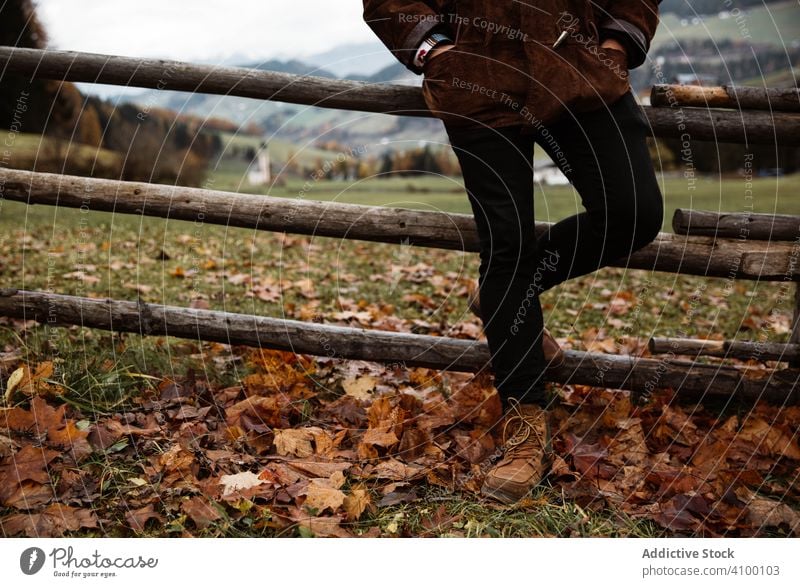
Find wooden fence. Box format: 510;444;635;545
1;46;799;403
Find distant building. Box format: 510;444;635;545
672;73;720;86
248;144;271;185
534;160;569;186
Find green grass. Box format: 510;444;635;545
354;485;666;538
161;484;667;538
205;169;800;232
7;133;122;169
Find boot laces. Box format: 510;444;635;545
502;398;547;457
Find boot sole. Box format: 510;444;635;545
480;452;553;505
480;482;531;505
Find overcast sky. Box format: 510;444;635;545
36;0;378;62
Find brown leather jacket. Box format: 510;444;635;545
363;1;661;128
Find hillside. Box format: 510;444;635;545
652;1;800;50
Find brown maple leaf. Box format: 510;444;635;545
0;444;60;509
1;503;98;537
303;479;346;514
125;503;164;533
273;428;318;458
181;496;222;530
343;486;372;521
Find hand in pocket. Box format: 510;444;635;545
423;43;456;76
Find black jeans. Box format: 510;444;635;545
445;91;663;408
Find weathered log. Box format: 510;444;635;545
3;168;799;281
651;84;800;112
1;47;798;145
0;46;429;116
642;104;799;145
0;288;797;404
648;336;800;362
673;209;800;241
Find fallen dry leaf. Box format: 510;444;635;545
372;458;424;481
286;461;351;478
343;487;371;521
181;496;222;530
4;366;25;403
273;428;317;458
0;433;19;460
738;417;800;460
125;503;163;533
342;375;377;401
1;503;98;537
219;471;265;496
736;487;800;531
362;428;399;448
303;480;346;514
47;420;92;462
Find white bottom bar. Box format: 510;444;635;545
1;538;797;586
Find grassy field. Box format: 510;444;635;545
2;171;797;387
209;169;800;230
2;171;797;354
1;169;798;537
652;1;800;50
7;133;122;170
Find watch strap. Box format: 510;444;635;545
414;32;454;69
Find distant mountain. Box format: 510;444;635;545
305;41;396;78
241;59;337;79
348;61;414;84
101;52;419;132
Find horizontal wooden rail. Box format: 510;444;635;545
0;46;430;116
673;209;800;241
2;168;799;281
648;336;800;363
651;84;800;112
0;288;797;404
1;47;799;145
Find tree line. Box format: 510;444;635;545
0;0;232;186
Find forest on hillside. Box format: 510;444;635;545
0;0;231;186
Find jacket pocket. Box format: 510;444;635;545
570;41;631;111
421;48;514;128
523;37;630;126
421;47;459;113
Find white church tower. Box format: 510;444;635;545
248;143;271;185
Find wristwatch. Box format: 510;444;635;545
414;32;454;69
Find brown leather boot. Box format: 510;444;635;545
481;399;553;504
466;286;566;367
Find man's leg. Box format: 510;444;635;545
530;91;664;293
445;123;553;505
445;124;548;408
